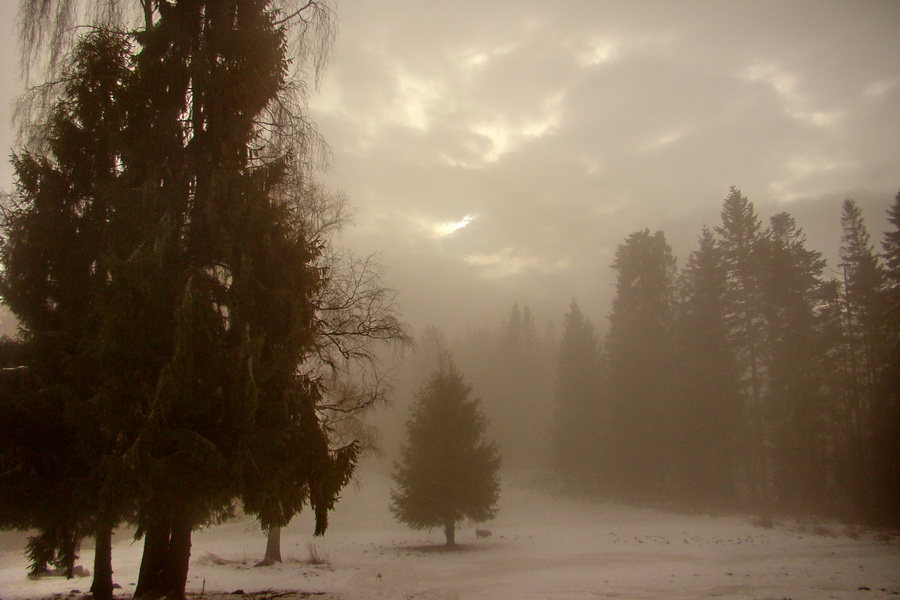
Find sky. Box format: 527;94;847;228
1;0;899;335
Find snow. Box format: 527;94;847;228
2;465;898;599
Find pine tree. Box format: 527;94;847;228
391;358;501;546
871;190;900;523
837;198;885;513
0;30;133;600
605;229;677;498
475;304;552;469
759;212;829;510
715;187;769;504
6;3;355;599
551;300;603;487
672;226;740;505
839;198;886;393
884;191;900;304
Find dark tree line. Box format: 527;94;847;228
0;3;411;600
553;187;900;524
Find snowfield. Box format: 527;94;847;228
2;465;898;600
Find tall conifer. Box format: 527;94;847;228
606;229;676;497
759;212;828;509
673;226;739;505
715;187;768;504
4;3;355;599
552;300;603;487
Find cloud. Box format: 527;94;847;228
576;37;621;67
464;247;570;279
304;0;900;333
741;62;843;128
470;92;564;164
432;215;477;239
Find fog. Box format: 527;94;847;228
300;0;900;516
1;1;899;598
1;2;898;332
304;0;900;336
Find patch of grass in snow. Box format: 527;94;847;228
195;551;249;566
396;543;476;555
749;514;775;529
305;542;330;565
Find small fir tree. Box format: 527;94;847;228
391;358;501;546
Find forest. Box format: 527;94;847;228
394;188;900;525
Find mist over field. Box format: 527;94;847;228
0;1;899;599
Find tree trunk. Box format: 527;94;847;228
134;507;193;600
60;530;79;579
165;509;192;600
257;525;282;566
90;524;114;600
443;521;456;547
134;519;170;600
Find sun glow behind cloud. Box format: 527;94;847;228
432;214;476;238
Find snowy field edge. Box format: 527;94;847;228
2;468;898;600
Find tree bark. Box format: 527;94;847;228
134;519;170;600
90;524;114;600
165;509;192;600
257;525;282;566
443;521;456;547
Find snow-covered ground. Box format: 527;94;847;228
2;465;898;599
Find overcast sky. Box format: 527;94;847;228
2;1;899;335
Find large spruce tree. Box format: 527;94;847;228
871;191;900;523
605;229;677;498
391;358;501;547
672;226;740;505
3;3;357;599
0;30;133;600
715;187;769;504
836;198;885;513
759;212;829;510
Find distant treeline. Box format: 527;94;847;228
416;187;900;525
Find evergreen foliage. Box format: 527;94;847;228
391;358;501;546
672;226;740;505
1;2;362;598
582;188;898;521
0;30;133;598
551;300;603;487
834;198;886;515
715;187;770;503
872;190;900;523
759;213;829;509
605;229;676;497
489;304;551;467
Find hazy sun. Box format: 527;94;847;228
433;214;476;238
